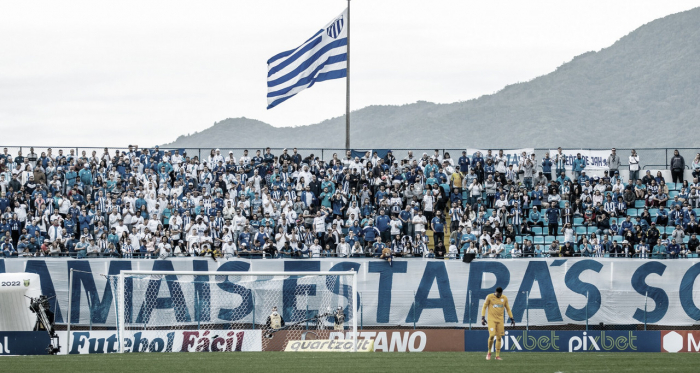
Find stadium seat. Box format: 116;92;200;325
559;200;566;208
533;236;544;245
532;227;543;235
613;235;623;243
669;191;679;198
544;236;556;244
665;226;675;234
575;226;587;235
667;182;677;191
635;200;645;208
588;226;598;234
542;227;549;235
649;208;659;216
515;236;523;244
574;217;584;225
628;208;638;217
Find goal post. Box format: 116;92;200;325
111;270;358;353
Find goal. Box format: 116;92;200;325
109;270;357;353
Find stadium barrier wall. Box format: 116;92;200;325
0;332;51;355
2;258;700;330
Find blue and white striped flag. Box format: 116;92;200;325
267;8;348;109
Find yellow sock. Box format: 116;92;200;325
487;336;494;353
496;337;502;357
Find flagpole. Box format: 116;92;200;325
345;0;351;150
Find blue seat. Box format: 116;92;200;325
635;200;645;208
665;226;675;234
684;236;690;244
574;217;584;225
544;236;556;244
515;236;523;244
613;235;623;243
532;227;543;235
667;182;678;191
559;200;566;208
669;191;679;198
649;208;659;216
533;236;544;244
575;226;587;235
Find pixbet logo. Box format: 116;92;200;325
568;331;637;352
501;331;560;351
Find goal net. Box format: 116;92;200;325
108;271;357;353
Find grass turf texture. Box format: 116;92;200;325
4;352;698;373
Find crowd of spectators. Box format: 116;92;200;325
0;145;699;260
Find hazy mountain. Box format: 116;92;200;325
165;7;700;150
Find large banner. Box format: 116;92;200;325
57;330;261;354
2;258;700;329
467;148;534;167
464;330;660;353
550;149;612;171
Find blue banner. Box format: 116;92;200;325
0;332;51;355
464;330;661;352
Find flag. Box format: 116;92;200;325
267;8;348;109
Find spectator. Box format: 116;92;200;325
670;149;685;183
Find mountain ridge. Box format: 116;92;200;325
165;7;700;149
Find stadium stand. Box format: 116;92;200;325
0;146;699;260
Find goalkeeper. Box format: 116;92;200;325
481;287;514;361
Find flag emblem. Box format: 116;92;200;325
267;8;348;109
326;15;344;39
24;279;30;287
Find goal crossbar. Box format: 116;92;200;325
115;270;358;353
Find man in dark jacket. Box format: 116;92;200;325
670;149;686;184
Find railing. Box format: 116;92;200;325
0;145;697;171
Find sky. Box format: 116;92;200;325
1;0;699;148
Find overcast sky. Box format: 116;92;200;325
1;0;698;148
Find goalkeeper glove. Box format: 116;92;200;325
481;316;486;326
510;319;516;327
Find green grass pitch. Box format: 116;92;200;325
4;352;698;373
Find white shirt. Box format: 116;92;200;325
412;215;427;232
337;242;350;257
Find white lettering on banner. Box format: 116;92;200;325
4;258;700;328
689;334;700;352
550;149;611;170
0;336;10;354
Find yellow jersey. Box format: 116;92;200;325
481;293;513;322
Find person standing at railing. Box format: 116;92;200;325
629;150;640;183
670;149;685;184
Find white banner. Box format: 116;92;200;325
2;258;700;329
550;149;612;171
467;148;534;168
57;330;262;354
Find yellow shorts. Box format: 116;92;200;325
488;320;504;337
